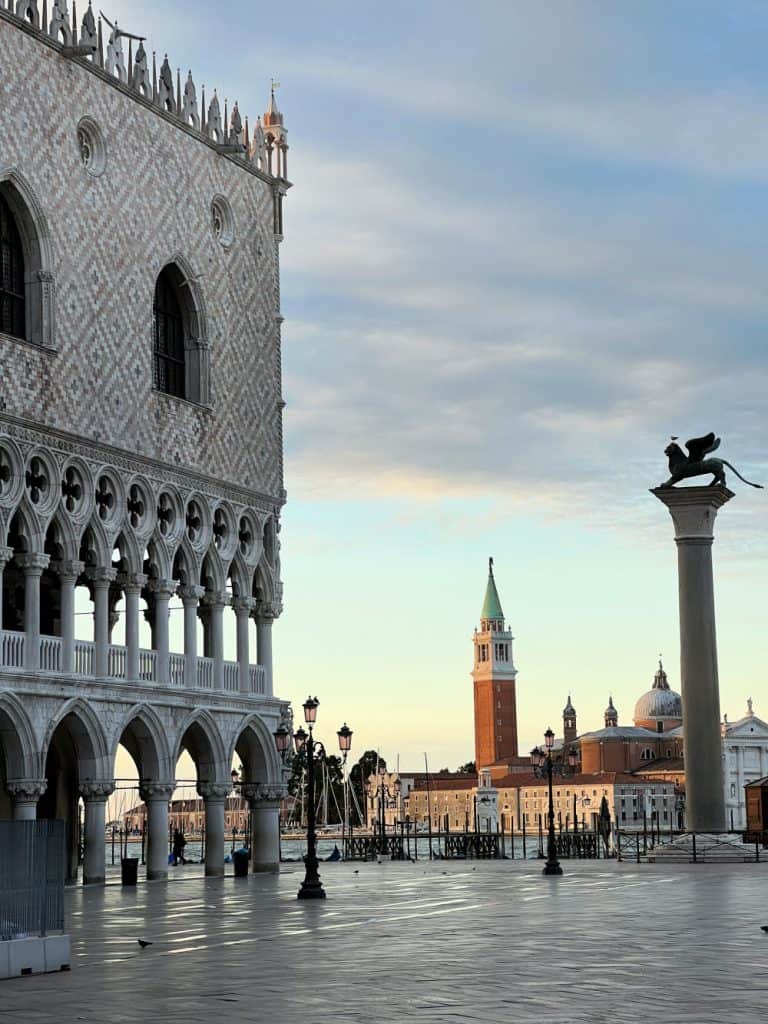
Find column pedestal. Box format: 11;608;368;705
198;783;230;877
80;782;115;885
6;780;47;821
140;783;175;881
652;485;732;833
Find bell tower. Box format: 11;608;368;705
472;559;519;770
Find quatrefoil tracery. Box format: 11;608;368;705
186;501;202;542
25;458;48;505
157;494;175;536
61;467;83;513
95;477;115;521
238;518;252;556
213;508;228;550
128;485;146;529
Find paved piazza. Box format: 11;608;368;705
3;860;768;1022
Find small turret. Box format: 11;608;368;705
263;81;288;178
563;695;577;746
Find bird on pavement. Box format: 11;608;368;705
137;939;153;949
761;926;768;933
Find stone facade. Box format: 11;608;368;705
0;5;292;885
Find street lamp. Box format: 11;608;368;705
274;697;352;901
531;730;577;877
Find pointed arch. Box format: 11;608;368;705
201;548;226;593
42;697;110;779
144;536;172;581
7;501;44;555
0;692;38;779
0;166;56;348
173;709;227;784
171;534;198;587
227;550;252;600
115;704;173;782
112;530;143;576
252;560;274;605
231;713;282;786
44;507;79;563
80;518;110;570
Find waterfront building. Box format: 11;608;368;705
722;700;768;830
0;4;291;884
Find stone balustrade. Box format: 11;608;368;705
0;629;266;695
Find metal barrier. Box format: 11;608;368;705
0;821;65;940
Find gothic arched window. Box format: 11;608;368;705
0;193;26;340
153;267;186;399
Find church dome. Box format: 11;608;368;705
634;660;682;725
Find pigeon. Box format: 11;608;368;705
353;870;359;874
137;939;153;949
761;926;768;933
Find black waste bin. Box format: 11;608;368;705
233;850;249;878
121;857;139;886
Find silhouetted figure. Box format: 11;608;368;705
172;829;187;866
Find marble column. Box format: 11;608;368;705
54;560;84;674
653;485;732;832
201;592;227;691
149;579;176;687
0;545;13;631
179;585;204;689
243;784;285;873
198;782;229;877
140;782;175;881
88;568;116;678
233;598;255;694
7;779;47;821
119;572;147;682
80;782;115;885
16;552;50;670
255;608;275;696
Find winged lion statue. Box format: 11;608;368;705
660;433;763;490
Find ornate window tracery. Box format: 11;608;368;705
0;194;25;340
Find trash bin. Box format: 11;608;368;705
233;850;249;878
121;857;139;886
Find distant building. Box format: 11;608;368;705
722;700;768;830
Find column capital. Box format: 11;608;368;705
0;546;15;569
87;566;117;587
118;571;148;593
178;584;206;604
6;778;47;800
79;781;115;801
651;485;734;541
50;559;85;582
201;590;230;610
148;578;178;601
139;781;176;802
15;552;50;575
253;602;281;623
232;596;256;616
197;782;231;801
242;782;287;806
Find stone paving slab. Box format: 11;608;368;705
2;859;768;1023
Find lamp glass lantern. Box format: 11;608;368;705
274;725;292;755
337;723;353;754
294;726;308;754
303;696;319;725
544;728;555;751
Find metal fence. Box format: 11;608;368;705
0;821;65;940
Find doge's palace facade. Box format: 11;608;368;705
0;3;292;884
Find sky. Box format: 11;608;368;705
106;0;768;773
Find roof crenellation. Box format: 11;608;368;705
0;2;288;183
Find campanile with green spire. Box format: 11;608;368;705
472;558;519;771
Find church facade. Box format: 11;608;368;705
0;4;291;884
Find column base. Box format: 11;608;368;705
205;865;225;878
298;879;326;900
542;863;563;876
83;874;105;886
252;861;279;874
147;869;168;882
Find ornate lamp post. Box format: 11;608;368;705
274;697;352;901
531;728;577;877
